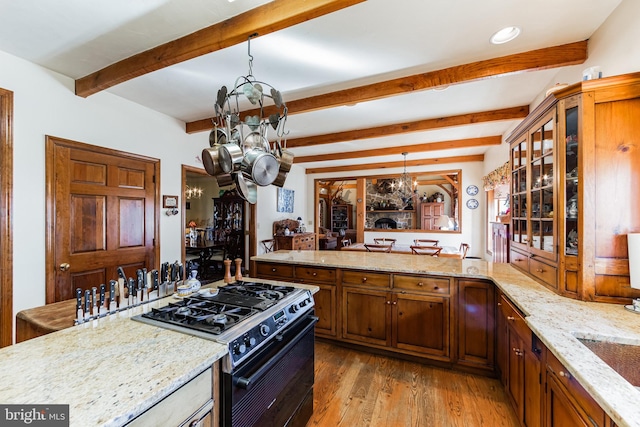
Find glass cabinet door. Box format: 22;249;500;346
529;116;556;259
511;139;528;248
564;106;579;255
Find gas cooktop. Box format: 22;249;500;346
132;280;315;371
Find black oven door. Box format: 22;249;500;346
221;311;317;427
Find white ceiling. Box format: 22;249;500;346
0;0;623;172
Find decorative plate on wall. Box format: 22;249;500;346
466;185;479;196
466;199;479;209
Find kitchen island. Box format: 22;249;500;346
252;250;640;427
1;279;320;427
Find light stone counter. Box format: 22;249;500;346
0;296;227;426
253;250;640;427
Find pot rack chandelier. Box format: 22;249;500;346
392;152;416;203
201;33;293;204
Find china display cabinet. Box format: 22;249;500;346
213;190;245;262
331;204;352;233
509;71;640;303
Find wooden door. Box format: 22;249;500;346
0;88;13;347
46;136;159;303
393;292;450;359
341;286;390;346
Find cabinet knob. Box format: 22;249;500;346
559;371;572;379
392;301;397;305
536;268;544;273
312;272;317;276
497;302;502;306
362;277;367;282
417;282;424;287
507;316;515;321
272;268;276;272
386;301;391;305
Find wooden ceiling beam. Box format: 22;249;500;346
186;40;586;133
75;0;366;97
288;106;526;148
305;154;484;174
295;135;501;163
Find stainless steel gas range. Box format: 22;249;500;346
133;281;317;427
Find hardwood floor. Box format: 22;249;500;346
308;341;519;427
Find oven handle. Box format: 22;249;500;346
234;314;318;390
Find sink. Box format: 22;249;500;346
577;338;640;387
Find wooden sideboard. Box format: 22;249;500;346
275;232;316;251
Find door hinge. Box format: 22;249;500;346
152;238;155;246
152;175;155;184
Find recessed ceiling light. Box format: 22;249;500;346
490;26;521;45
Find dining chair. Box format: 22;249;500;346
341;238;352;247
261;238;276;253
410;245;442;256
364;243;392;253
373;238;396;245
413;239;439;246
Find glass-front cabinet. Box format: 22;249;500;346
562;103;579;256
510;110;556;262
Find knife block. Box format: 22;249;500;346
223;259;233;283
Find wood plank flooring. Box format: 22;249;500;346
307;341;519;427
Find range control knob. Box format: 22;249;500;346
259;324;270;336
299;299;308;308
233;343;247;355
244;336;257;347
289;303;299;314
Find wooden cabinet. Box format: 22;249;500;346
127;365;216;427
294;266;337;338
420;202;444;230
492;222;510;263
331;203;352;232
546;349;607;427
341;271;452;361
498;293;543;427
213;190;245;263
508;104;558;291
510;72;640;302
457;279;495;372
274;232;316;251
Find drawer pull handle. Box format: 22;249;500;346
497;302;502;306
271;268;277;272
417;282;424;287
312;272;317;276
536;268;544;273
362;277;367;282
559;371;572;379
386;301;391;305
507;316;515;321
392;301;397;305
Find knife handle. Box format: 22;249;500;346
117;266;127;281
76;288;83;310
152;270;159;290
142;268;148;287
161;262;168;283
129;278;137;297
91;287;98;306
99;284;106;305
109;280;116;300
84;290;91;313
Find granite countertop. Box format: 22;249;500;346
0;294;227;426
252;250;640;427
0;278;319;426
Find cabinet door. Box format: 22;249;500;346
457;280;495;371
342;287;390;346
393;293;450;360
546;373;591;427
496;297;508;386
313;284;337;337
523;345;542;427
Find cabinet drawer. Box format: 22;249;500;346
510;249;529;273
342;270;390;288
127;368;212;426
498;294;530;343
295;266;336;283
394;275;450;295
530;257;557;288
546;350;607;427
255;262;294;279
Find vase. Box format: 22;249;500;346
186;269;201;293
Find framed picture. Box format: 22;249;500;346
277;188;294;213
162;195;178;208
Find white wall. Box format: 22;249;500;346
0;50;210;325
255;165;308;254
